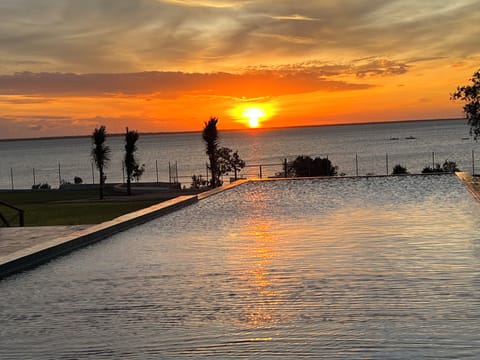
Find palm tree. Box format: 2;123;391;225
202;117;220;188
91;125;111;200
124;127;139;196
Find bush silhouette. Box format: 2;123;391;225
422;160;460;174
289;156;337;177
392;164;408;175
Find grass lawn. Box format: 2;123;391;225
0;189;171;226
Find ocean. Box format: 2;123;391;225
0;119;477;189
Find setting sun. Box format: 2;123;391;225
230;103;276;129
244;107;264;128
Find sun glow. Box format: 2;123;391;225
244;107;264;128
230;103;276;129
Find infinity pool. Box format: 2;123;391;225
2;175;480;358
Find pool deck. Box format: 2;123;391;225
0;180;247;280
0;225;90;256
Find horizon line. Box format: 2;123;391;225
0;117;465;142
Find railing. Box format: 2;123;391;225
243;159;288;179
0;201;24;227
2;150;478;189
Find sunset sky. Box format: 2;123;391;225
0;0;479;139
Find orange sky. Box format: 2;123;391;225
0;1;479;139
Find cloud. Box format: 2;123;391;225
158;0;247;8
0;96;53;104
0;56;412;98
0;0;478;74
247;58;409;78
0;115;80;138
0;65;378;98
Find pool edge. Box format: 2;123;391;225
456;172;480;202
0;180;251;280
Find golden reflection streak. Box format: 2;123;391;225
228;216;282;328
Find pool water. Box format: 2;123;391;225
1;175;480;358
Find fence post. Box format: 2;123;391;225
10;168;14;190
33;168;36;186
155;160;159;183
284;158;288;177
473;150;475;175
58;163;62;187
432;151;435;169
122;161;125;184
355;154;359;176
259;165;263;178
386;153;389;175
91;161;95;184
175;161;179;183
168;161;171;185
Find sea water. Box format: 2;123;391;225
0;119;477;189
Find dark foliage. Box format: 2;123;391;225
451;69;480;140
217;147;246;181
191;174;208;189
421;164;443;174
202;117;220;188
32;183;51;190
442;160;460;173
124;128;142;195
422;160;460;174
91;125;111;199
392;164;408;175
289;156;337;177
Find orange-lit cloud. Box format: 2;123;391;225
0;0;479;138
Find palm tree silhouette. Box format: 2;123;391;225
202;117;220;188
91;125;111;200
124;127;139;196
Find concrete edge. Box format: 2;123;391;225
455;172;480;202
0;195;198;279
0;179;250;280
196;179;249;200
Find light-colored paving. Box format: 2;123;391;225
0;225;90;257
0;180;249;279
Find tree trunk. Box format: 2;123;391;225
127;176;131;196
99;168;104;200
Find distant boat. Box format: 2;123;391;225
405;136;416;140
462;137;470;140
389;137;399;140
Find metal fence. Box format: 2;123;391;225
1;150;478;190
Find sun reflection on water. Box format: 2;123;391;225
228;218;285;328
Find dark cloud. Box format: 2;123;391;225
0;67;374;98
0;96;52;104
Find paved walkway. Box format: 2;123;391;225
0;225;90;258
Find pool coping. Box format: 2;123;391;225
0;180;248;279
455;172;480;202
